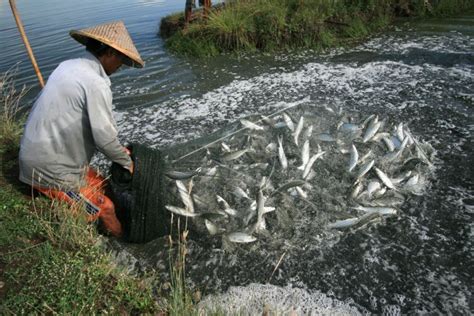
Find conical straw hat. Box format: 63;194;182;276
70;21;144;68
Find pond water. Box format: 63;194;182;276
1;1;473;314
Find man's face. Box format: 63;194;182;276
100;49;125;76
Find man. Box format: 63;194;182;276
19;21;144;237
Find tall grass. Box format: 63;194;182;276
0;69;27;144
162;0;474;57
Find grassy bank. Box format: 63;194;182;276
0;73;203;314
161;0;474;57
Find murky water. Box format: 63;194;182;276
1;2;472;314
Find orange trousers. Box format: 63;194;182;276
36;168;122;237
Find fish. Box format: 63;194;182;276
396;123;404;141
328;217;359;229
297;140;310;170
356;159;375;179
348;144;359;172
367;181;381;197
295;186;308;199
165;168;201;180
205;219;221;235
350;181;363;199
271;180;307;197
216;195;237;216
165;205;200;217
405;174;419;187
316;133;336;142
363;121;381;143
260;115;275;126
277;136;288;170
222;149;249;162
382;137;395;152
353;205;398;216
233;187;251;200
374;167;396;190
273;121;287;129
282;113;295;132
240;119;264;131
373;187;387;198
390;171;412;184
302;152;325;179
265;142;277;152
339;123;360;133
227;232;257;243
221;142;231;152
361;114;376;129
293;116;304;146
254;190;266;232
305;125;314;139
176;180;194;212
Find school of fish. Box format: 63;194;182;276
163;106;435;245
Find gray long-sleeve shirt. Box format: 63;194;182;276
19;52;132;190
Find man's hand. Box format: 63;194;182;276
123;146;133;174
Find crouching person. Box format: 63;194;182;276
18;21;144;237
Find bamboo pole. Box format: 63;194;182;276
9;0;45;88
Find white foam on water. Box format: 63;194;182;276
198;283;364;315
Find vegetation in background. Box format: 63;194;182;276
161;0;474;57
0;73;206;314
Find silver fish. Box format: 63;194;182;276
221;142;231;152
351;181;363;199
367;181;381;197
374;167;396;190
165;169;200;180
405;174;420;187
240;119;264;131
265;142;277;152
293;116;304;146
222;149;249;162
277;136;288;170
353;205;398;216
272;180;307;197
396;123;404;141
372;132;390;142
297;140;310;170
254;190;266;232
348;144;359;172
176;180;194;212
357;160;375;179
165;205;200;217
316;133;335;142
382;137;395;152
216;195;237;216
233;187;251;200
363;121;381;143
227;232;257;243
283;113;295;132
305;125;314;139
361;114;376;129
390;171;412;184
303;152;325;179
295;186;308;199
328;217;359;229
205;219;221;235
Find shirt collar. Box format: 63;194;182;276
83;51;111;86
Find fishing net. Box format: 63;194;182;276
108;104;435;246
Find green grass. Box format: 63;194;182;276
161;0;474;57
0;73;208;314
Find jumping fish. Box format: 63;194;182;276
374;167;396;190
227;232;257;243
293;116;304;146
240;119;264;131
348;144;359;172
277;136;288;170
